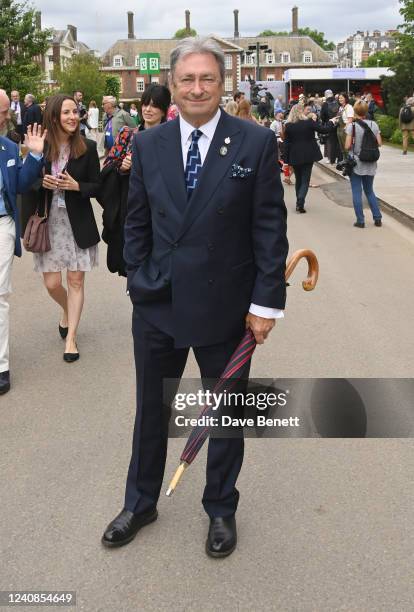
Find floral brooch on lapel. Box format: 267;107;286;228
230;163;253;179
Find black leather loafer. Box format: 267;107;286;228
354;222;365;228
0;371;10;395
59;325;68;339
102;508;158;548
206;515;237;558
374;219;382;227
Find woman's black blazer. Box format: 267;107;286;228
284;119;334;166
21;138;101;249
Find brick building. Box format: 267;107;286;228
337;29;398;68
101;8;336;101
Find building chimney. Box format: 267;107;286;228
127;11;135;39
292;6;299;35
35;11;42;30
233;9;240;38
185;10;191;34
67;25;77;42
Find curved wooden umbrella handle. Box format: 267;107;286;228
285;249;319;291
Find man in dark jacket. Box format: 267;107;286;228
102;37;288;558
22;94;42;134
320;89;340;164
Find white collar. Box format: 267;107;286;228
179;108;221;146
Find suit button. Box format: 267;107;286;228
208;279;214;285
207;242;214;251
172;242;178;249
217;207;224;214
158;209;166;217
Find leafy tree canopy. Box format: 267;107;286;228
0;0;50;95
361;50;396;67
105;75;121;99
257;27;335;50
174;28;197;39
55;53;106;105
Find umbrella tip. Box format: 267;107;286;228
166;487;174;497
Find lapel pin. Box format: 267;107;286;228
224;137;231;145
220;146;228;156
1;145;5;151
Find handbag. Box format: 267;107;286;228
23;190;51;253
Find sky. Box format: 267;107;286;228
35;0;402;53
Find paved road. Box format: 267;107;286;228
1;166;413;611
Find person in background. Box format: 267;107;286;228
129;103;140;126
345;100;382;228
0;89;45;395
10;90;25;142
284;103;335;212
101;95;136;155
335;92;354;158
399;95;414;155
87;100;99;140
273;95;285;114
73;91;88;136
22;94;42;134
236;100;260;124
224;100;238;116
23;94;101;362
365;93;377;121
233;91;245;106
320;89;340;164
99;84;171;277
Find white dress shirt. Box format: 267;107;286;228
179;110;284;321
11;101;22;126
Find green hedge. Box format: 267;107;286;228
375;114;399;139
390;128;414;145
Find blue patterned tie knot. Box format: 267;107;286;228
185;129;203;197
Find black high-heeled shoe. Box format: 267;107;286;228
59;324;68;339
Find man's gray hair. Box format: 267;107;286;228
170;37;225;83
102;95;117;106
25;94;35;103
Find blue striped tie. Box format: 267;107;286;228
185;129;203;198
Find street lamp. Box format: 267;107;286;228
248;42;269;81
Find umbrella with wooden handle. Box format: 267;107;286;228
166;248;319;496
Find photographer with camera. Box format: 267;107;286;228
344;100;382;228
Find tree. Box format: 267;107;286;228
361;50;396;67
105;75;121;99
0;0;50;95
257;27;335;51
174;27;197;39
382;0;414;116
54;53;106;105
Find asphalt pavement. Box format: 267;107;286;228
1;165;414;611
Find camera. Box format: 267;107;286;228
336;158;357;177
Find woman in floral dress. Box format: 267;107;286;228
26;94;101;362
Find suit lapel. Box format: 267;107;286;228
156;118;187;214
176;111;243;240
0;140;11;193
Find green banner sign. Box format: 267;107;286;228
139;53;160;74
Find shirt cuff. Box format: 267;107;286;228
249;303;284;319
29;152;43;161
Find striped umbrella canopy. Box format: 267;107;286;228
166;249;319;496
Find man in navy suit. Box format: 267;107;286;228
102;38;289;557
0;90;46;395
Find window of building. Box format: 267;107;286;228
244;53;255;65
281;52;290;63
266;74;275;81
136;78;145;93
265;52;275;64
381;41;389;49
303;51;312;63
135;55;140;67
225;55;233;69
150;77;159;84
48;56;54;62
369;41;377;50
113;55;123;67
224;75;233;91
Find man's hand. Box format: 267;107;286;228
245;313;275;345
24;123;47;155
120;153;132;173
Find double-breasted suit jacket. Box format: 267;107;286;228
124;110;289;348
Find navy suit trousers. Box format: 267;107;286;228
124;308;250;518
